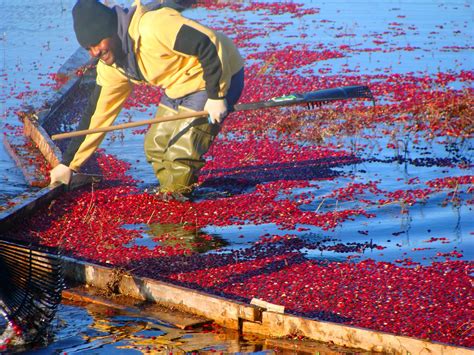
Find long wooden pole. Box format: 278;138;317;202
51;110;208;140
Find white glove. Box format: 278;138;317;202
50;164;73;186
204;98;228;124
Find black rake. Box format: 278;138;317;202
0;239;64;343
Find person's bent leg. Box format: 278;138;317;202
144;104;178;185
159;108;218;194
146;68;245;194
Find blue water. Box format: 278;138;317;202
0;0;79;202
117;1;473;266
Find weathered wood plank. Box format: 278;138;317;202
62;257;261;330
62;257;473;354
62;288;212;330
0;184;65;232
250;298;284;314
243;312;473;355
23;117;62;167
3;134;49;187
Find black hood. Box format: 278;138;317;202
114;5;144;81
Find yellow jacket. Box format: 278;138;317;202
64;1;244;171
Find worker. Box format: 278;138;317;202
50;0;245;200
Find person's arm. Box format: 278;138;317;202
50;63;132;184
172;24;229;123
173;24;224;101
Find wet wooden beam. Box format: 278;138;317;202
61;257;473;354
63;288;212;330
250;298;284;314
0;184;65;232
242;311;472;355
3;134;49;187
63;289;129;310
23;117;62;168
62;257;261;330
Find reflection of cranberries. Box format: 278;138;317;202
11;321;22;337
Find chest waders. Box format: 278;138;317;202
144;68;245;194
144;104;219;194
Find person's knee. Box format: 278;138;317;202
144;104;179;161
144;126;164;162
164;123;216;163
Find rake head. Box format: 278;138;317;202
0;240;64;344
340;85;375;100
305;85;375;109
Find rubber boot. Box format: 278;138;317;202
144;105;219;194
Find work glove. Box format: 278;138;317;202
50;164;73;186
204;98;228;124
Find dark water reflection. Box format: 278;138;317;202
20;302;259;354
122;223;229;253
12;300;353;354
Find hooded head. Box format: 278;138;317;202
72;0;117;48
162;0;197;11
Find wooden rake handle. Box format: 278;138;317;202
51;110;208;140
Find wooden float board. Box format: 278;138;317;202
242;311;473;355
0;184;65;233
3;133;50;187
23;117;62;168
63;287;212;330
60;256;473;354
62;256;261;330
